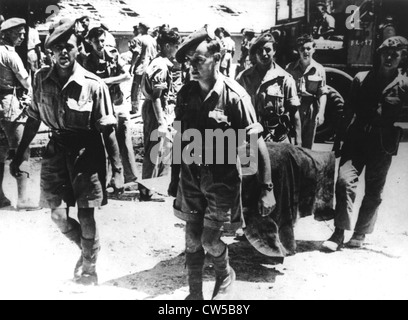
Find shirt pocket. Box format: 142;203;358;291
305;75;323;95
261;88;285;128
64;97;93;130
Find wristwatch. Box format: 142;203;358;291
260;183;274;192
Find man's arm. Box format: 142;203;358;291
291;110;302;146
103;65;131;86
151;88;168;136
9;117;41;177
102;126;124;191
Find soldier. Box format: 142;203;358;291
138;29;181;201
215;27;235;77
10;19;124;285
322;36;408;252
286;34;328;149
0;18;39;210
170;26;275;300
84;27;138;187
313;1;336;39
130;22;158;115
237;32;302;145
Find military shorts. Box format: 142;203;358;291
40;134;108;209
0;120;30;164
173;163;242;231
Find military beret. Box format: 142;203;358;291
249;32;275;56
316;1;327;8
377;36;408;52
138;22;150;30
175;25;216;63
45;19;76;50
0;18;26;32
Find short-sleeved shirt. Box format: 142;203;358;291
237;63;300;118
84;48;126;105
28;62;116;133
141;56;175;107
174;75;259;230
133;34;157;75
237;63;300;141
286;59;328;106
177;74;257;135
0;41;29;91
27;27;41;51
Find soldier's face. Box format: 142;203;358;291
256;42;275;66
52;34;79;70
380;49;402;71
298;42;316;62
90;34;106;53
186;41;218;83
8;26;26;47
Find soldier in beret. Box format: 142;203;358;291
0;18;40;210
170;26;275;300
286;34;329;149
10;19;124;286
130;22;157;115
237;32;302;145
322;36;408;252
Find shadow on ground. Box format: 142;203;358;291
295;240;325;254
103;239;285;299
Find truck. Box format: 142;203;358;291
270;0;408;142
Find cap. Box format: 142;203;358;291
45;19;76;50
377;36;408;52
249;32;275;56
316;1;327;8
244;28;255;35
0;18;26;32
138;22;150;30
175;25;216;63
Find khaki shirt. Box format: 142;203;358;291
28;62;116;133
141;56;174;106
286;59;328;106
237;63;300;119
0;41;29;91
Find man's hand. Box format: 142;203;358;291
316;112;325;127
246;122;264;136
158;124;168;138
9;160;23;178
258;189;276;217
110;170;125;194
167;179;178;197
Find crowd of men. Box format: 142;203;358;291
0;8;408;300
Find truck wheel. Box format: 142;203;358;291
315;85;345;143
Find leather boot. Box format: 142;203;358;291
75;238;100;286
211;247;236;300
185;249;205;300
62;218;82;280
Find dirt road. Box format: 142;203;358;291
1;143;408;300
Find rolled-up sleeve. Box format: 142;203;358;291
284;75;301;112
317;65;329;97
93;80;117;132
10;52;29;81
